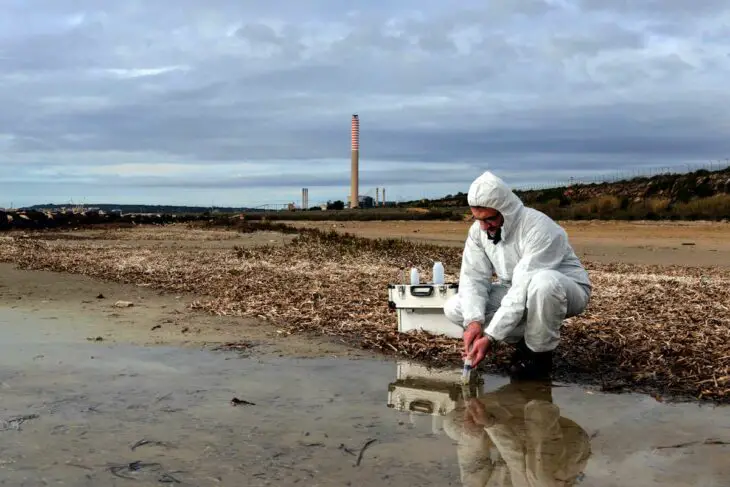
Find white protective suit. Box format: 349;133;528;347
444;172;591;352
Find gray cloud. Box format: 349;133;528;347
577;0;730;16
1;0;729;207
548;24;646;58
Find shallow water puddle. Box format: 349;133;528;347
1;308;729;486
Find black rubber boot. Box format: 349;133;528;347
508;339;553;381
510;338;529;361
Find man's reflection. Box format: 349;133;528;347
442;379;591;487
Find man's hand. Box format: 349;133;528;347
468;335;492;368
463;321;483;359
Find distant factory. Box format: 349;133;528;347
295;114;390;211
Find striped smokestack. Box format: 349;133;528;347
350;114;359;208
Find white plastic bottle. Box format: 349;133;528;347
410;267;420;285
432;261;445;284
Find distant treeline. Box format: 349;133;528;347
240;197;730;221
0;209;208;231
23;203;254;214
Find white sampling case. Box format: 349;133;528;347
387;282;463;338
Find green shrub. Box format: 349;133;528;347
646;197;671;214
671;194;730;220
596;195;621;217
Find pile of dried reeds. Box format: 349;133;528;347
1;225;728;402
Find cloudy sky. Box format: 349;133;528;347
2;0;730;208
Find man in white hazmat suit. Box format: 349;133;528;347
444;171;591;380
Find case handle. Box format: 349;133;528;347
410;285;434;297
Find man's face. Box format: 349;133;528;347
471;207;503;235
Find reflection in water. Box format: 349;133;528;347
388;361;591;487
4;306;729;486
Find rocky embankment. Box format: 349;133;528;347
522;168;730;205
423;167;730;209
0;210;208;231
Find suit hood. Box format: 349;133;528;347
467;171;524;240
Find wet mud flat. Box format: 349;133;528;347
3;309;730;486
1;308;456;486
